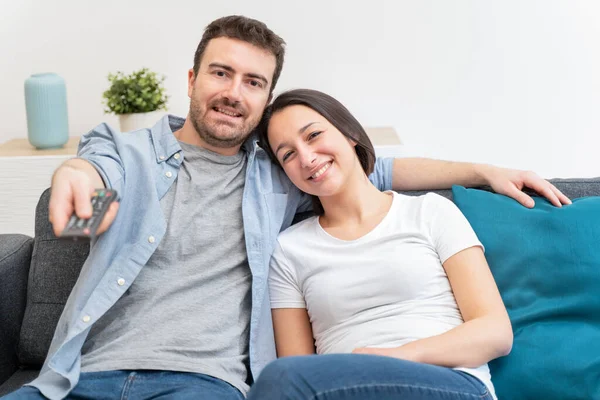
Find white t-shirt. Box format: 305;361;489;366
269;192;495;397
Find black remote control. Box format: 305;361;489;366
60;188;118;240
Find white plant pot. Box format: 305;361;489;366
118;111;162;132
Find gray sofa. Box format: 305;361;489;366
1;179;599;397
0;189;90;396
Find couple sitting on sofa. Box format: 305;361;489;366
5;15;574;400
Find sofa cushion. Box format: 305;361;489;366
0;369;40;397
16;189;89;367
452;185;600;400
0;235;33;384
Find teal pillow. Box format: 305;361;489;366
452;185;600;400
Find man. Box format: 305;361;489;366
4;15;569;400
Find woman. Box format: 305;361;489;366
247;89;512;400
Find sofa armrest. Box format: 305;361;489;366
0;234;33;385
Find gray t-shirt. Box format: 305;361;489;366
81;141;252;395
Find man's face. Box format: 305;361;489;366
187;37;276;149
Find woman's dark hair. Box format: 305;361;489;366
258;88;376;215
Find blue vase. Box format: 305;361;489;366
24;73;69;149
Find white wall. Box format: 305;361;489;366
1;0;598;178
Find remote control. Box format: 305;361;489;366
60;188;118;240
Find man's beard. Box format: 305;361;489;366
189;95;259;149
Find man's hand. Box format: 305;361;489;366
391;158;572;207
478;165;571;208
49;159;119;237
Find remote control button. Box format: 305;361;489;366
61;189;118;240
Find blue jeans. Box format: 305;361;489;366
2;370;244;400
247;354;494;400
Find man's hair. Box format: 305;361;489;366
193;15;286;95
258;89;376;215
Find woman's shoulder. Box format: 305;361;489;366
392;191;454;210
277;215;320;243
390;192;459;226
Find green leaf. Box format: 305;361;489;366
102;67;169;114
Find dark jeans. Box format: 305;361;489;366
247;354;494;400
2;370;244;400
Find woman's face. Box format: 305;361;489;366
267;105;360;197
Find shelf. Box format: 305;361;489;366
0;137;80;157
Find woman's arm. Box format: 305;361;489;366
354;246;512;368
272;308;316;357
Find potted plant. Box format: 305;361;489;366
102;67;169;132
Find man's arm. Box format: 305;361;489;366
392;158;571;208
49;123;126;237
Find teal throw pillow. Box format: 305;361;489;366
452;185;600;400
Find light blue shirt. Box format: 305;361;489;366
28;115;393;399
